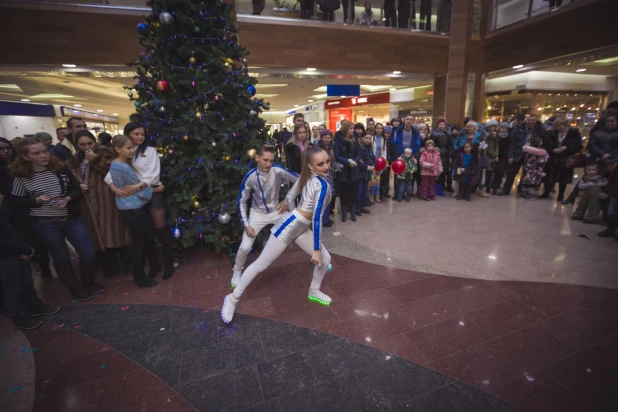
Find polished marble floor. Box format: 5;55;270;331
1;188;618;411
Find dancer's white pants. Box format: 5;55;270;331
233;209;283;273
232;213;331;299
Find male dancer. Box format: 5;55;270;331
233;144;298;287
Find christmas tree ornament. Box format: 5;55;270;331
249;109;257;116
212;142;217;147
194;26;201;34
223;154;231;161
246;148;257;159
128;92;133;98
217;212;231;224
159;12;173;25
156;147;165;157
172;226;183;239
137;23;149;36
247;85;256;96
156;80;169;92
183;135;189;141
191;81;196;87
199;233;204;240
195;111;202;118
167;148;175;155
159;106;166;112
327;264;333;272
135;102;141;107
193;200;201;207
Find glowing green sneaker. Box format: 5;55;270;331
308;289;332;306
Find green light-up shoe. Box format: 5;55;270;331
308;289;332;306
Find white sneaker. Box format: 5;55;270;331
308;289;332;305
231;270;242;288
221;294;239;324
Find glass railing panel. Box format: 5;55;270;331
492;0;585;30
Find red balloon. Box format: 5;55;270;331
375;157;386;171
391;159;406;174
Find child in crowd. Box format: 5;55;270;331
493;122;510;195
419;140;443;200
369;169;381;203
520;136;549;200
357;131;376;214
360;1;375;25
396;148;417;202
110;135;162;288
453;142;478;201
572;163;607;223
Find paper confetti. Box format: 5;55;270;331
124;292;128;296
72;300;78;303
11;385;23;393
160;328;166;331
100;365;105;369
84;334;89;337
332;232;341;236
43;380;50;384
74;325;82;329
59;324;64;327
203;310;210;313
121;305;130;311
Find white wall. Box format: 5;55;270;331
487;71;614;94
0;116;58;142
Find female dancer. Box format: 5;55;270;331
10;138;102;301
222;146;333;323
106;122;174;279
67;130;131;278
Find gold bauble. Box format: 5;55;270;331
246;148;257;159
183;135;189;141
223;154;231;161
195;111;202;118
189;57;197;65
193;200;201;207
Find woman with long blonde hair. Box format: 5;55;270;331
222;146;333;323
285;123;309;174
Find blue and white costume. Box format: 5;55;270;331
222;172;333;323
233;164;298;283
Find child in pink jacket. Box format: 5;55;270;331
419;140;444;200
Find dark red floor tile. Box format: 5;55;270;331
478;323;575;376
236;296;275;318
369;334;429;365
268;302;340;329
379;268;435;287
539;306;618;352
391;291;466;330
42;334;108;363
494;370;593;412
498;280;554;296
385;276;451;304
119;394;197;412
466;298;546;337
327;309;411;345
331;288;403;322
344;260;388;274
516;284;616;318
268;285;338;316
33;369;184;412
179;289;227;309
405;317;492;362
542;351;618;409
328;273;391;299
580;334;618;371
245;275;306;300
298;265;365;287
38;346;141;393
428;346;521;392
444;282;520;312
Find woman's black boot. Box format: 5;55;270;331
155;228;175;280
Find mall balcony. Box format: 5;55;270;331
1;0;616;124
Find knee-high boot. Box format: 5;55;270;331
340;205;347;222
54;262;92;301
350;205;357;222
155;228;175;280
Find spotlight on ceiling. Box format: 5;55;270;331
306;68;317;72
62;64;77;68
576;68;587;72
74;104;82;107
512;65;524;69
21;98;30;102
392;71;401;75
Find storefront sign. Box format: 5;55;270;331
426;90;434;96
304;105;315;112
325;92;390;109
398;109;430;118
60;106;118;123
328;109;352;131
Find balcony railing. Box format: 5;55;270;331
491;0;584;30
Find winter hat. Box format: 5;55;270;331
436;117;447;126
425;139;435;147
485;119;498;128
320;129;333;138
417;123;427;130
499;122;510;130
34;132;53;142
384;125;393;134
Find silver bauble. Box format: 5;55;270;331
159;12;174;25
217;212;231;224
249;109;257;116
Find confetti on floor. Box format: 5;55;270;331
43;380;50;384
100;365;105;369
160;328;166;331
74;325;82;329
124;293;128;296
11;385;23;393
72;300;77;303
203;310;210;313
332;232;341;236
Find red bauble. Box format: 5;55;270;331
156;80;169;92
375;157;387;172
391;159;406;174
167;148;174;156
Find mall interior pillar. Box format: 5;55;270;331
444;0;474;125
432;76;446;120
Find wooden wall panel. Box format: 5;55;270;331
432;76;446;121
484;0;618;73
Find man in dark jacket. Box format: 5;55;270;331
498;114;544;196
0;204;60;329
590;101;618;136
598;154;618;240
50;118;85;161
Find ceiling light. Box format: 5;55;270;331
341;96;346;98
306;68;317;72
512;65;524;69
0;84;23;91
21;99;30;102
294;105;299;107
392;71;401;75
112;113;118;116
308;99;314;102
97;109;103;112
62;64;77;68
594;56;618;64
30;93;74;99
74;104;82;107
389;88;396;91
576;68;587;72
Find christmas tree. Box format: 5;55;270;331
128;0;270;256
